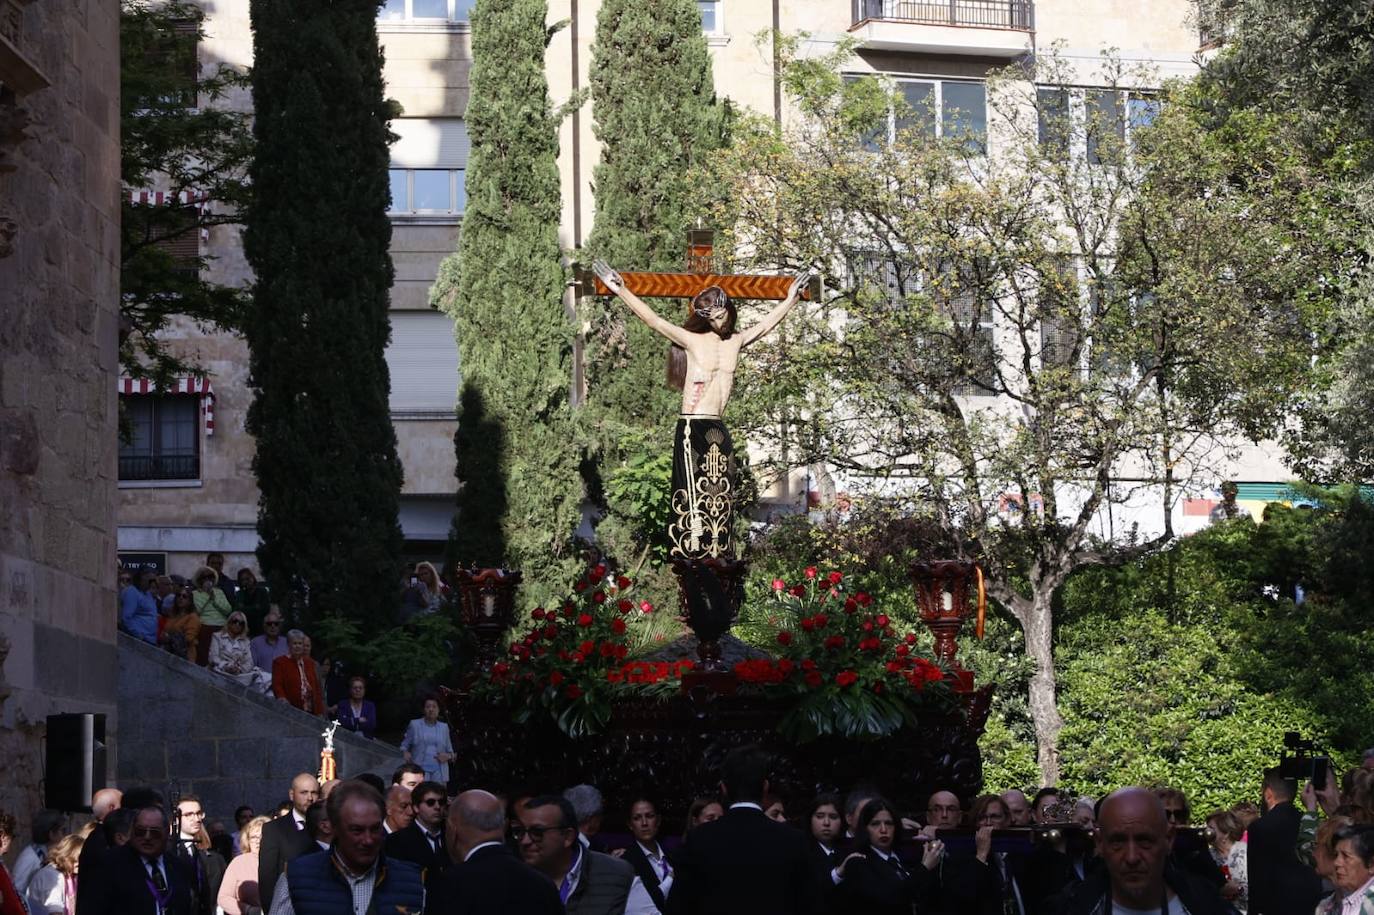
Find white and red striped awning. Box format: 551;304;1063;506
117;375;216;435
127;188;211;240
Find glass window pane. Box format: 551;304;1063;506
412;0;448;17
122;398;154;457
942;82;986;152
697;0;717;31
413;170;451;211
1086;89;1124;165
388;169;408;212
1128;95;1161;130
452;0;472;20
378;0;405;19
1037;86;1069;154
160;398;198;455
895;81;935;139
454;170;467;214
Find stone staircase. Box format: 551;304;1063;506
116;633;402;818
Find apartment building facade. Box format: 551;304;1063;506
115;0;1287;581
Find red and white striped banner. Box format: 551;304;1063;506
127;188;212;240
117;375;216;435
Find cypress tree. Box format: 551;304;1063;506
243;0;404;624
583;0;728;565
430;0;581;605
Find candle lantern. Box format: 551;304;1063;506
455;567;522;673
909;560;985;668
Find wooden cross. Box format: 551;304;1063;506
577;229;815;302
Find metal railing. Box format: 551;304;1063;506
119;453;200;481
852;0;1033;29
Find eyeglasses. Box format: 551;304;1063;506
509;825;568;842
132;826;164;838
417;798;445;807
265;621;281;627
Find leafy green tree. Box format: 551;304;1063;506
120;0;253;384
699;43;1351;782
582;0;729;603
429;0;581;608
243;0;404;624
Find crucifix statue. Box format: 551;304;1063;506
588;231;813;561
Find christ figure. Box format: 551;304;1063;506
592;259;811;560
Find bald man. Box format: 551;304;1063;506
427;790;562;914
258;772;320;913
1053;788;1236;914
1001;789;1032;827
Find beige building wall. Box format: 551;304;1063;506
0;0;122;843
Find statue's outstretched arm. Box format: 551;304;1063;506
592;259;694;348
739;270;814;347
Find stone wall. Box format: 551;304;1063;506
0;0;123;854
117;634;402;818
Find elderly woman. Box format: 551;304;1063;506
218;814;269;915
334;676;378;740
270;630;325;714
25;833;82;915
159;586;201;663
210;611;273;693
400;696;453;784
192;565;232;665
1317;824;1374;914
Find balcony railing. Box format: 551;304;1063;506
119;453;201;481
852;0;1033;30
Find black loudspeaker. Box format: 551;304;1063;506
45;714;107;812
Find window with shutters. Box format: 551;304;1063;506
384;311;461;416
388;119;468;218
129;205;200;281
119;395;201;481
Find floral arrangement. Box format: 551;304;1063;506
481;563;693;737
732;567;952;741
474;563;951;741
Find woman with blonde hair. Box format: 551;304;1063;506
160;586;202;662
401;561;448;618
218;814;270;915
25;833;82;915
210;611;273;693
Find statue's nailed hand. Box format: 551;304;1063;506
789;269;816;300
591;258;624;293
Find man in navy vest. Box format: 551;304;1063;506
266;780;424;915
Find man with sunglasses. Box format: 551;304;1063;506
385;781;451;874
516;796;633;915
82;806;197;914
1156;787;1226;890
250;608;290;672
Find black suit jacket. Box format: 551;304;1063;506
257;814;315;914
385;822;451;875
427;843;563;915
78;845;197;915
1247;803;1324;915
835;848;929;915
621;841;673;912
74;824;110;915
666;805;818;915
169;838;227;915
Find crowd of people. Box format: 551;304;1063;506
3;748;1373;915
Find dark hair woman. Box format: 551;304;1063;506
833;798;924;915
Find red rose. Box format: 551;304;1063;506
777;631;793;646
827;570;843;585
600;642;616;657
614;644;627;659
549;671;564;686
778;658;794;674
804;670;823;687
578;639;595;655
862;621;874;632
617;575;632;590
856;592;873;606
814;614;829;628
772;579;786;591
532;607;546;620
805;566;818;579
593;563;607;578
607;670;624;683
577;613;594;627
843;598;858;614
789;585;806;598
618;599;632;613
886;661;901;673
824;635;845;651
571;651;585;663
800;617;815;632
639;600;654;614
835;670;858;687
544;624;559;639
876;614;889;627
565;684;583;699
895;644;910;658
801;658;816;671
611;618;627;634
904;633;917;645
563;603;576;618
574;580;587;592
593;591;606;605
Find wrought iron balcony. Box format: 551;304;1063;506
852;0;1032;29
850;0;1033;56
118;453;201;481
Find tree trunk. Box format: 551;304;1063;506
1022;592;1064;785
